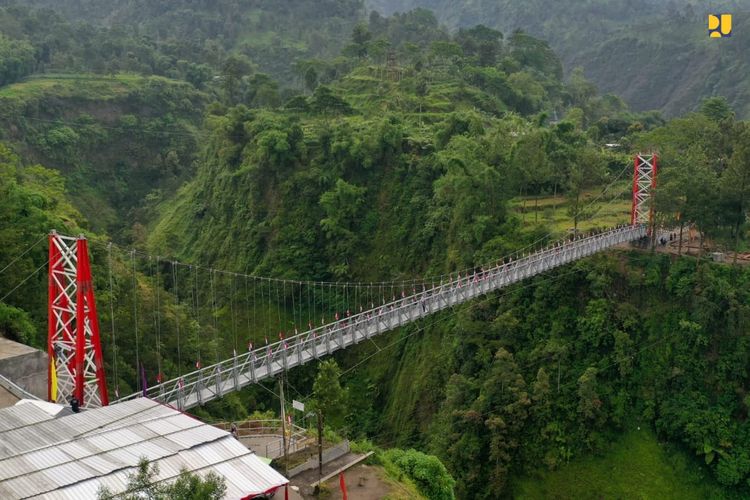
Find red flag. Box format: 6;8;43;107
339;472;348;500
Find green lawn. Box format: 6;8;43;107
0;73;167;101
511;183;633;236
513;428;729;500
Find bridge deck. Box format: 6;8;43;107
116;224;646;410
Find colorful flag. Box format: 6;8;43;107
49;357;58;402
339;472;348;500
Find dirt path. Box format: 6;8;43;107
272;454;408;499
324;463;396;500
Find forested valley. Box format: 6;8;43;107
1;1;750;498
368;0;750;118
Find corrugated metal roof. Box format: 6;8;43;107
0;403;54;432
0;398;288;499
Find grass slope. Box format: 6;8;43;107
0;73;147;100
513;428;728;499
0;72;205;236
509;181;632;235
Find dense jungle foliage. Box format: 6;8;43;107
1;1;750;498
0;0;364;85
368;0;750;118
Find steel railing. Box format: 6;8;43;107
116;224;646;410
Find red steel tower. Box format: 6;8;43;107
48;231;109;407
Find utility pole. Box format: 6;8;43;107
317;410;324;483
279;377;288;476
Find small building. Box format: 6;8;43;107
0;337;48;408
0;397;288;499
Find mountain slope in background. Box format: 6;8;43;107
366;0;750;117
7;0;364;85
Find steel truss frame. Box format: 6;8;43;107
48;231;109;407
631;153;658;228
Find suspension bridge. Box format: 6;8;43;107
35;154;658;410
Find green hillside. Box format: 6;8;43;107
513;428;727;499
1;2;750;499
0;73;206;236
7;0;364;84
366;0;750;117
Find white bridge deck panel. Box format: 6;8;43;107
117;225;646;410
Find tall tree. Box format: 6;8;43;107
222;54;254;104
566;148;604;233
311;359;348;430
721;125;750;263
